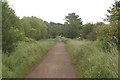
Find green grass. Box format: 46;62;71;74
66;39;118;78
0;53;1;78
2;39;56;78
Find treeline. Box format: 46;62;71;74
2;1;55;53
2;0;120;54
46;0;119;51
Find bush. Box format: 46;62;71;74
2;39;56;78
66;40;118;78
20;16;48;40
3;27;25;53
97;21;119;51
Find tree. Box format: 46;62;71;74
21;16;48;40
106;0;120;22
95;1;120;51
2;1;24;53
96;21;118;51
80;23;94;40
95;22;105;27
101;0;120;49
44;21;63;38
64;13;82;38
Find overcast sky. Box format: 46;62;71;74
8;0;114;24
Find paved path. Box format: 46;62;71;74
26;41;77;78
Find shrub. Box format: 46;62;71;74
97;21;119;51
2;39;56;78
66;40;118;78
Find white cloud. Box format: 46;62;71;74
8;0;114;24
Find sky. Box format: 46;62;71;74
8;0;115;24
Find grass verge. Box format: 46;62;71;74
0;50;1;79
66;39;118;78
2;39;56;78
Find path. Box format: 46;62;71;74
26;41;77;78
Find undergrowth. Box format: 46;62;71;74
2;39;56;78
66;39;118;78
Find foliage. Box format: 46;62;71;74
80;22;105;41
104;1;120;48
2;0;119;78
81;23;94;40
97;0;120;51
2;39;56;78
63;13;82;39
2;1;24;53
97;21;119;51
66;40;118;78
44;21;63;38
80;23;96;41
21;16;48;40
106;0;120;22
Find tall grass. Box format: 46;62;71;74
0;50;2;79
66;39;118;78
2;39;56;78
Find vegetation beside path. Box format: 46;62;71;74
2;39;56;78
2;0;119;78
65;39;118;78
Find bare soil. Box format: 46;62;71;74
26;41;77;78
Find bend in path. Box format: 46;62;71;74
26;41;77;78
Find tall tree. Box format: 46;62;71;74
64;13;82;38
106;0;120;22
97;1;120;50
106;0;120;47
2;1;24;53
